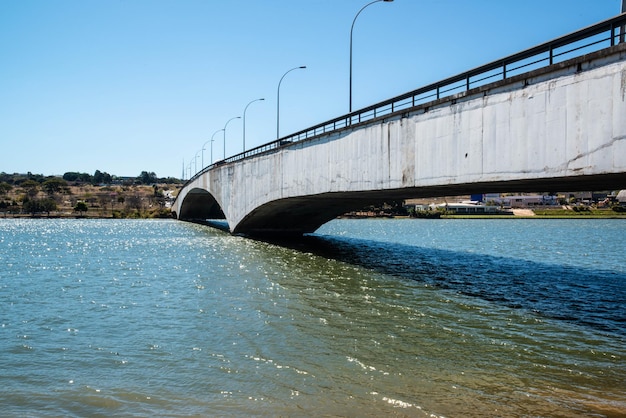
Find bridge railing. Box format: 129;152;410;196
185;13;626;186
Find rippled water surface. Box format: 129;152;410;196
1;218;624;417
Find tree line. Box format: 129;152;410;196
0;170;181;187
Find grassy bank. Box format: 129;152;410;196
444;208;626;219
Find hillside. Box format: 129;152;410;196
0;173;181;218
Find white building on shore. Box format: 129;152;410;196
430;201;502;214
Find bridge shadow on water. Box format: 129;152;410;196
255;233;626;338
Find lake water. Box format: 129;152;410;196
0;218;624;417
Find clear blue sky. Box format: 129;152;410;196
1;0;622;179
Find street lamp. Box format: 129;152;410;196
203;129;223;168
201;139;210;170
205;128;223;166
194;150;201;174
223;116;241;160
349;0;393;112
277;66;306;140
243;98;264;152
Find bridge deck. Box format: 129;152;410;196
174;14;626;236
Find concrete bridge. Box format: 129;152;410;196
173;14;626;236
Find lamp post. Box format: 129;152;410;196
194;150;201;174
203;129;223;168
277;66;306;140
205;128;223;166
243;98;264;152
223;116;241;160
349;0;393;112
201;139;210;169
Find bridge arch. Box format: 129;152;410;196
176;187;225;222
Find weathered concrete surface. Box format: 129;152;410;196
174;44;626;236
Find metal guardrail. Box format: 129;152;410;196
183;13;626;187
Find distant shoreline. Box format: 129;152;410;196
0;212;173;220
3;209;626;221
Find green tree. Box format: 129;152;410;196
27;172;44;183
20;179;40;198
63;172;80;182
93;170;104;185
0;172;11;184
138;171;157;185
23;198;39;216
0;182;12;195
23;198;55;216
41;198;57;216
160;177;182;184
42;178;68;195
74;201;88;216
79;172;92;183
